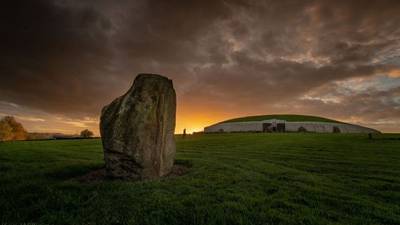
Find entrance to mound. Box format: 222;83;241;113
262;123;286;132
277;123;285;132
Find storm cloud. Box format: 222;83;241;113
1;0;399;133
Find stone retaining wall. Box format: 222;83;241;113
204;120;379;134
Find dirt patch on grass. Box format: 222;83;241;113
75;163;191;183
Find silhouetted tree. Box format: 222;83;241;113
0;116;28;141
80;129;94;138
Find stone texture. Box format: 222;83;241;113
100;74;176;179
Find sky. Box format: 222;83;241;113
1;0;400;135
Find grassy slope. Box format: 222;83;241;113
0;134;399;225
219;114;343;124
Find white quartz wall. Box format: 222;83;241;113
284;122;378;133
204;121;263;132
204;121;379;133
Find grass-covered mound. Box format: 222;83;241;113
1;133;400;224
220;114;343;124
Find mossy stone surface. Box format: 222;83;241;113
100;74;176;179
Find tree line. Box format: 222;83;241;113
0;116;94;141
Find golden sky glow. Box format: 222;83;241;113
388;69;400;78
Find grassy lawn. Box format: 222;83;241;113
1;133;399;225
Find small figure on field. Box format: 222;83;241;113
183;128;187;139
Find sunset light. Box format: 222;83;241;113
1;1;400;224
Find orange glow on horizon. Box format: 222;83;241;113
19;112;228;136
175;112;223;134
388;69;400;78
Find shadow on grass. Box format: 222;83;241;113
61;159;193;183
46;164;103;180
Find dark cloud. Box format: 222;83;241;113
0;0;399;132
0;0;117;117
277;85;400;132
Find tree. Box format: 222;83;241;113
80;129;94;138
0;120;13;141
0;116;28;141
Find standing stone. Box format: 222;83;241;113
100;74;176;180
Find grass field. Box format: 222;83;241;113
219;114;343;124
1;133;400;225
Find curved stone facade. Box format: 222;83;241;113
204;119;379;134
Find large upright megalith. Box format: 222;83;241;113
100;74;176;180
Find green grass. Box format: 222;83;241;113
219;114;343;124
1;133;400;225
